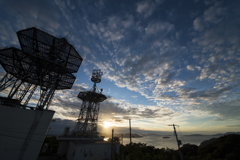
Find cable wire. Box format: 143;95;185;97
0;133;43;142
177;125;186;145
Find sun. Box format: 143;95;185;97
103;121;113;128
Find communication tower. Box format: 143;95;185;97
75;69;107;136
0;27;83;110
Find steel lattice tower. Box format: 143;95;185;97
75;69;107;136
0;27;83;110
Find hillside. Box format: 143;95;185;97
115;133;143;138
120;134;240;160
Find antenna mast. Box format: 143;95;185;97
169;124;183;160
129;119;132;144
75;69;107;136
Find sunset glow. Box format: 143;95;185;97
103;121;114;128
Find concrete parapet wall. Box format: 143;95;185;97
0;104;54;160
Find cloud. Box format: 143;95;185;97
50;84;178;124
50;83;89;112
106;16;125;41
100;97;178;121
226;124;240;128
187;65;195;71
193;17;204;31
136;0;156;18
192;99;240;121
190;1;240;106
145;21;174;36
155;95;176;100
179;85;238;102
0;22;18;47
156;71;176;85
198;60;240;81
204;1;227;24
136;0;165;18
48;118;76;135
204;0;217;6
0;0;64;46
192;1;240;54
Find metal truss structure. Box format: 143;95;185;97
0;27;83;110
75;69;107;136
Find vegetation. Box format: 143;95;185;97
108;136;120;143
38;134;240;160
120;143;179;160
119;134;240;160
196;134;240;160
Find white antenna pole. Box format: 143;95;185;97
168;124;183;160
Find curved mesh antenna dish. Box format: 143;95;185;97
0;27;83;110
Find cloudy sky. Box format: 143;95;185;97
0;0;240;135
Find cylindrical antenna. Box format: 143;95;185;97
91;69;103;83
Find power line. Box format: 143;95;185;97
0;133;43;143
0;127;50;129
114;128;129;133
131;129;145;137
177;126;186;145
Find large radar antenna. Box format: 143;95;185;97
0;27;83;110
75;69;107;136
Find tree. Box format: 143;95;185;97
108;136;120;143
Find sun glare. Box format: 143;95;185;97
103;121;113;128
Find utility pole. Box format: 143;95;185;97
122;133;123;145
111;128;114;160
129;119;132;145
168;124;183;160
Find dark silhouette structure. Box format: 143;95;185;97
75;69;107;136
0;27;83;110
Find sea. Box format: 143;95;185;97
122;135;221;150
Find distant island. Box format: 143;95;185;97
184;132;240;137
185;134;204;136
115;133;143;138
99;133;143;138
163;136;170;139
145;133;160;136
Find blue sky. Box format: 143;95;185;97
0;0;240;135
